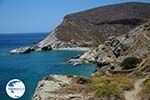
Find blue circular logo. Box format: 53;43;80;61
6;79;25;99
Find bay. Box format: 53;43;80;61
0;33;96;100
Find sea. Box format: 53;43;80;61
0;33;96;100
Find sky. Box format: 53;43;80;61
0;0;150;33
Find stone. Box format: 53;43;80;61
67;59;83;65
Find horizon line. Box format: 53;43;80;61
0;32;49;34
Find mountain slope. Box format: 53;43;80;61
38;2;150;48
126;22;150;58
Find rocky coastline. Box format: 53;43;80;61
33;21;150;100
8;2;150;100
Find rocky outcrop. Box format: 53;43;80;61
39;2;150;48
67;44;117;66
10;44;52;54
68;22;150;68
125;23;150;58
32;75;93;100
33;75;72;100
10;47;34;54
37;29;78;49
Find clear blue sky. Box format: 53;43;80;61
0;0;149;33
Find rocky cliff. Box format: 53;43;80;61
38;2;150;48
68;22;150;66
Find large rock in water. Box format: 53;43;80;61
39;2;150;48
10;47;34;54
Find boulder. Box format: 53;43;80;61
67;59;83;65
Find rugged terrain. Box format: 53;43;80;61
33;21;150;100
33;2;150;100
38;2;150;48
68;22;150;65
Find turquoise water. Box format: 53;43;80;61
0;33;96;100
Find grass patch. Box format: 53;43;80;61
85;75;133;98
94;81;120;97
144;79;150;92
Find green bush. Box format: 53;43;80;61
120;56;141;69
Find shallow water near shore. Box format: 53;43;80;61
0;33;96;100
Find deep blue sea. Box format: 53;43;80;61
0;33;96;100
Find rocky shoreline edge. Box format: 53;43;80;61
9;45;89;54
32;75;94;100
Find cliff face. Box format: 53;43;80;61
39;2;150;48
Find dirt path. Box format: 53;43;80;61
124;78;146;100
